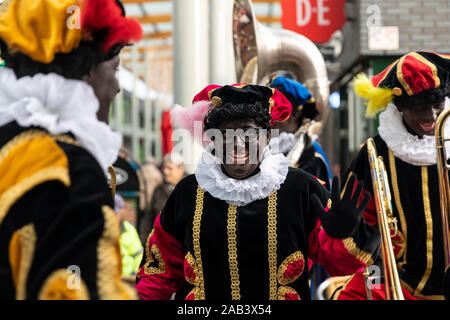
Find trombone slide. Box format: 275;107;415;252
367;138;405;300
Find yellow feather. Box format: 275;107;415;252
353;73;393;118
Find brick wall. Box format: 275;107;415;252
359;0;450;55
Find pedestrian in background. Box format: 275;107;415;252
143;152;185;240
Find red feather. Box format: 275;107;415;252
81;0;143;52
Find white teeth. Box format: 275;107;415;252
231;153;249;160
420;123;435;131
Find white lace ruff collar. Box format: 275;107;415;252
0;68;122;172
378;99;450;166
195;147;290;207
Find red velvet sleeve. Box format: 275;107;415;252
135;214;185;300
308;217;378;276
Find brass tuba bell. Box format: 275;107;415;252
232;0;330;166
232;0;330;126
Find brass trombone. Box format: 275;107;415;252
367;138;405;300
434;109;450;273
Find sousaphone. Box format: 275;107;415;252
233;0;330;166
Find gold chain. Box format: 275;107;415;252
267;192;278;300
227;204;240;300
192;185;206;299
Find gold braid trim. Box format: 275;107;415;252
0;130;48;164
97;206;138;300
0;167;70;226
414;167;434;296
277;286;301;300
10;223;36;300
38;269;90;300
267;192;278;300
388;149;408;267
227;204;240;300
268;88;275;114
401;279;444;300
52;134;80;146
0;0;14;14
143;243;166;275
184;252;199;286
396;55;414;96
192;185;206;299
185;287;200;300
340;172;353;199
331;274;356;300
277;250;305;285
143;229;163;275
0;130;79;165
342;238;374;266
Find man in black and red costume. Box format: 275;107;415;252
135;83;380;300
0;0;142;299
332;51;450;300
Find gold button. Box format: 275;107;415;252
392;87;403;96
211;96;223;107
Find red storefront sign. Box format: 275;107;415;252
280;0;347;43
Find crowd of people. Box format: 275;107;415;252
0;0;449;301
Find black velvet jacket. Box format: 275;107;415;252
136;167;380;300
343;134;446;299
0;122;136;300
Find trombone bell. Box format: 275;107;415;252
232;0;330;126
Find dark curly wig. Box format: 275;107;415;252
203;102;272;131
0;0;126;80
0;36;122;80
393;86;450;109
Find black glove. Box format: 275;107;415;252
310;175;371;239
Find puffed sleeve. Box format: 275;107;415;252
135;180;186;300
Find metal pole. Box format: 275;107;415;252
173;0;209;107
173;0;210;172
210;0;236;85
131;45;140;161
144;50;152;161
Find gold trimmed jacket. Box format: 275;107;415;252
340;135;446;300
0;121;137;300
135;167;380;300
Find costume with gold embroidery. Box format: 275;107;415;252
0;122;136;299
335;51;450;300
0;0;142;300
135;84;380;300
136;168;381;300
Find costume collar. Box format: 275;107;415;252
268;131;296;154
195;147;290;207
378;98;450;166
0;67;121;172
